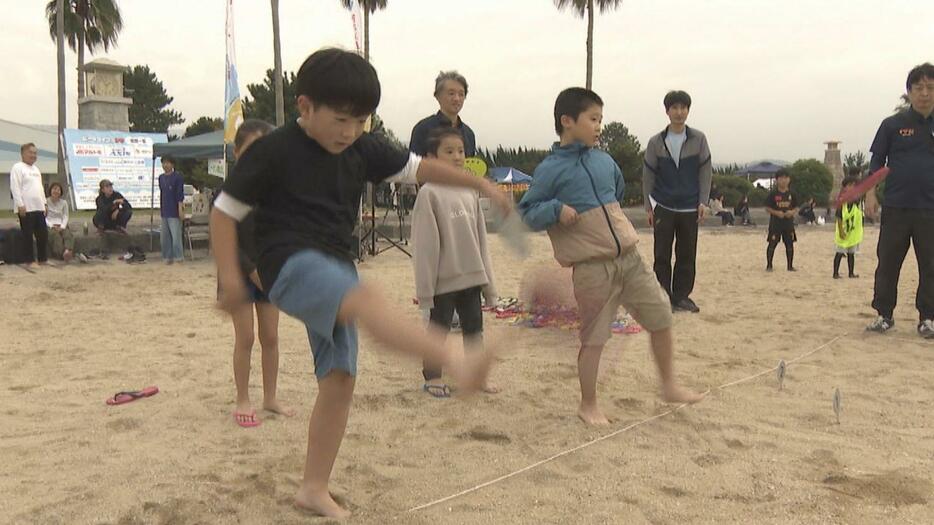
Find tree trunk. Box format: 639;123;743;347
56;0;67;190
77;29;86;99
364;7;370;61
271;0;284;126
586;0;594;90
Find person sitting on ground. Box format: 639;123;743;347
93;179;132;233
708;194;734;225
734;193;755;225
45;182;79;262
798;197;817;225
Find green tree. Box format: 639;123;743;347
599;121;643;205
243;69;298;125
177;117;225;191
124;65;184;133
843;151;868;176
340;0;389;61
554;0;624;89
46;0;123;99
711;175;753;207
787;158;834;206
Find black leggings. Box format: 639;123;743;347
767;228;795;269
833;253;856;276
423;286;484;381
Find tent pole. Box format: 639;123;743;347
150;157;156;251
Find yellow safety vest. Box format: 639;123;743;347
835;202;863;248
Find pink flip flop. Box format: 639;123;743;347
233;410;262;428
106;386;159;406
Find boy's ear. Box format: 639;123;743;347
559;114;576;132
297;95;314;115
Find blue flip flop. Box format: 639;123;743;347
423;383;451;398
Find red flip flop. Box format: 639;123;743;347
233;410;262;428
106;386;159;406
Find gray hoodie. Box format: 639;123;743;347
411;183;496;309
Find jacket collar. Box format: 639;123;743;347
660;125;693;140
551;141;591;156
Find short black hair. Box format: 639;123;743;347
296;48;380;117
161;155;176;167
425;127;464;156
775;168;790;179
663;90;692;111
554;87;603;135
907;62;934;92
234;119;275;151
842;175;858;187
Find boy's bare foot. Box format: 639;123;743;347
294;487;351;519
661;384;706;404
29;262;40;269
578;404;610;425
263;399;295;417
481;381;501;394
448;349;494;396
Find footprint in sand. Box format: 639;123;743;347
822;470;931;506
106;417;142;431
458;427;511;445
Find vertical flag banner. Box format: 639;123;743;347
224;0;244;144
350;0;364;54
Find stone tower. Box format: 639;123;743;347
78;58;132;131
824;141;845;198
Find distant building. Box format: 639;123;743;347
0;118;59;210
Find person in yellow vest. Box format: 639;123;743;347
834;175;864;279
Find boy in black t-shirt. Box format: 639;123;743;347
211;48;512;519
764;169;799;271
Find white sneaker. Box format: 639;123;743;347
866;316;894;333
918;319;934;339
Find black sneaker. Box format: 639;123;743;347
833;274;841;279
766;266;773;272
787;267;797;272
672;298;700;313
866;316;894;333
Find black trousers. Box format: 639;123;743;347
19;211;48;263
93;208;133;230
652;206;698;303
423;286;484;381
871;207;934;321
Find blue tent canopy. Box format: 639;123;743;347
488;167;533;184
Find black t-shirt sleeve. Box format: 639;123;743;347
222;135;273;205
357;133;411;184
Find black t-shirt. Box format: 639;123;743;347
765;189;798;229
222;120;410;289
869;109;934;209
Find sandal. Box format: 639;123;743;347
422;383;451;398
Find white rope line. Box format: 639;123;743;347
407;332;847;513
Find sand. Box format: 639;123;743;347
2;225;933;524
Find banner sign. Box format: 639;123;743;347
62;128;168;210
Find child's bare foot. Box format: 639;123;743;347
294;487;350;519
481;380;501;394
448;349;494;396
263;399;295;417
661;384;706;404
578;404;610;425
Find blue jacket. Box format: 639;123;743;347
519;142;638;266
642;126;712;210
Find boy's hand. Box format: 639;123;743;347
559;205;579;226
479;180;514;217
696;204;706;223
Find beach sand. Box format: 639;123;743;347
2;225;932;524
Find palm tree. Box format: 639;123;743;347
554;0;624;89
271;0;284;126
55;0;67;188
46;0;123;99
340;0;389;61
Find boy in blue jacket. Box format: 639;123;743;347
519;88;703;425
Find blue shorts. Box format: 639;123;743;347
268;249;360;379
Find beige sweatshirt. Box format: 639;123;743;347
411;183;496;309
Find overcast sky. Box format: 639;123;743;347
2;0;929;164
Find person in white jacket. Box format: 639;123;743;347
412;127;498;396
10;143;48;267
